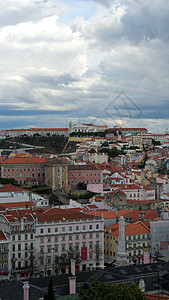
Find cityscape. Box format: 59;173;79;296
0;122;169;298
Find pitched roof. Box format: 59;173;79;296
36;207;100;222
106;221;150;236
87;209;131;219
0;279;45;300
1;156;46;164
0;184;25;193
0;230;8;241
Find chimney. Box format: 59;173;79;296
69;277;76;295
23;281;30;300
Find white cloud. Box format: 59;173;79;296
0;0;168;132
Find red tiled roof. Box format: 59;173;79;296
1;210;35;222
0;201;33;209
36;207;100;222
106;221;150;236
6;128;68;132
2;156;46;164
0;184;25;193
87;209;131;219
0;231;7;241
124;209;157;222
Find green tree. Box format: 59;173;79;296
94;244;103;267
55;247;81;274
79;279;146;300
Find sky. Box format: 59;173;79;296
0;0;169;133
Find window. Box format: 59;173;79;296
47;256;51;264
3;254;7;260
40;237;44;243
89;233;93;238
83;225;86;231
55;236;58;242
48;228;51;233
76;234;79;240
12;245;15;252
83;234;86;239
12;236;15;241
89;225;92;230
69;243;73;250
89;252;93;259
82;242;86;247
62;236;65;241
40;247;44;253
30;234;33;239
55;227;58;233
69;235;72;240
47;246;51;253
47;237;51;242
76;226;79;231
25;234;28;240
69;226;72;232
55;245;58;252
25;243;28;250
18;252;21;259
89;242;93;249
62;244;65;251
25;252;27;258
18;244;21;251
62;227;65;233
96;224;99;229
40;229;43;234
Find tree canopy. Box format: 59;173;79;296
79;279;146;300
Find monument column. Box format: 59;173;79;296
116;216;129;266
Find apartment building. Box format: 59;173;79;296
5;128;69;137
1;156;46;185
0;210;36;276
104;221;150;264
35;207;104;275
68;164;103;189
83;152;108;164
0;231;9;276
112;183;155;201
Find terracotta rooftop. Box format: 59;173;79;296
0;184;25;193
0;231;8;241
2;156;46;164
87;209;131;219
36;207;101;222
106;221;150;236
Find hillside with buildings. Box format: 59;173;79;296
1;124;169;298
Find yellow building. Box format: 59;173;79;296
104;221;150;264
45;158;70;191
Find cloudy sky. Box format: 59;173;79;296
0;0;169;132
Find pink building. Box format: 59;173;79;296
35;207;104;275
1;156;46;185
68;165;103;189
